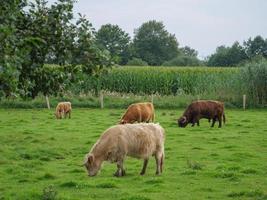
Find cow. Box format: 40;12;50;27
119;102;155;124
84;123;165;177
55;102;72;119
177;100;225;128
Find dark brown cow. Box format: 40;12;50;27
177;100;226;128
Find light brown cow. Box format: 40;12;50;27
119;102;155;124
55;102;72;119
84;123;165;177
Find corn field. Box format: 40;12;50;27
99;66;239;95
74;66;240;97
72;64;266;107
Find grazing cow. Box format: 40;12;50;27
84;123;165;177
177;100;226;128
119;102;155;124
55;102;72;119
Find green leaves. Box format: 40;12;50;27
240;58;267;105
96;24;131;65
132;20;179;66
207;36;267;67
1;0;112;99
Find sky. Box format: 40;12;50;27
49;0;267;59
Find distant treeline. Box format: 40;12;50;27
92;21;267;67
0;0;266;105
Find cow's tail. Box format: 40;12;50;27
223;113;226;124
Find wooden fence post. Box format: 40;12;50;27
151;94;154;104
243;94;246;110
100;91;104;109
45;95;50;109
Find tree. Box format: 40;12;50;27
72;14;112;76
162;45;201;66
162;55;201;66
244;35;267;59
45;0;77;65
17;0;74;98
96;24;130;65
207;42;247;66
1;0;112;99
133;20;179;66
0;0;26;98
180;46;198;57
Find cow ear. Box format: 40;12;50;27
87;154;94;164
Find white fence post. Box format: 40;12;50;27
151;94;154;104
100;91;104;109
243;94;246;110
45;95;50;109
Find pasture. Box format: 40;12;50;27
0;108;267;200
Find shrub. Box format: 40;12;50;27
126;58;148;66
42;185;57;200
162;55;201;66
240;58;267;105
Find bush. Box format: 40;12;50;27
42;185;57;200
126;58;148;66
240;58;267;105
162;55;201;66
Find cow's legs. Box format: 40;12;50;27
114;160;125;177
218;115;222;128
63;111;67;119
155;153;161;175
68;111;71;119
191;117;198;127
140;158;149;175
160;152;164;173
211;118;216;127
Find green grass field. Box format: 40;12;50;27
0;108;267;200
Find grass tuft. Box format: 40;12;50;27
41;185;57;200
96;182;118;188
60;181;77;188
187;160;203;170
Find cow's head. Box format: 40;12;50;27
84;154;102;177
118;119;127;124
54;112;61;119
178;116;188;127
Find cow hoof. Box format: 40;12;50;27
114;173;122;177
114;170;125;177
140;172;145;176
113;171;121;177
